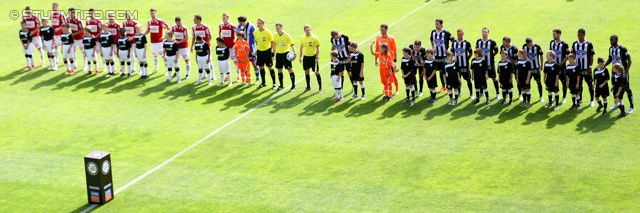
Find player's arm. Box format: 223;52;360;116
576;75;581;89
315;41;320;62
298;43;304;63
390;38;397;62
625;52;632;72
190;30;195;52
359;55;365;77
206;45;211;63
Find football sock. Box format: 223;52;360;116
278;72;284;87
628;90;634;108
316;73;322;90
269;69;276;84
305;74;311;88
290;72;295;85
260;68;266;85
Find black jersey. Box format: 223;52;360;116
594;66;610;86
349;51;364;73
194;42;210;57
117;38;131;51
571;40;595;70
216;45;229;61
60;33;73;45
476;38;498;67
409;45;426;66
39;26;55;41
522;44;543;69
330;60;341;76
549;40;570;67
500;44;519;62
19;30;32;44
134;34;147;49
471;58;485;75
401;57;415;75
430;29;452;57
566;63;580;82
330;34;350;60
444;60;458;78
82;36;96;49
543;61;560;84
612;73;628;89
424;58;436;76
498;60;514;79
99;33;114;48
451;39;472;68
609;44;631;69
516;59;532;78
163;41;178;56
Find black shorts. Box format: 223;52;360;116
487;64;497;78
350;68;364;81
595;86;610;98
613;86;625;99
569;80;581;94
581;72;594;84
459;68;471;80
530;69;541;81
500;82;513;90
474;74;487;89
343;60;352;72
545;83;559;92
518;75;530;89
446;77;460;89
425;71;438;88
303;55;316;70
435;57;445;70
404;74;417;85
275;52;292;69
256;50;273;67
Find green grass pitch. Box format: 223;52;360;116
1;0;639;212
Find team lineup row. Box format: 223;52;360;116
17;4;633;117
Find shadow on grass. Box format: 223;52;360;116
575;110;617;133
401;97;433;118
545;108;584;129
521;106;552;125
72;75;108;92
449;98;475;120
270;91;308;113
107;75;162;95
160;82;198;101
31;72;67;90
10;68;48;86
0;68;30;82
51;74;92;91
201;85;243;105
68;203;100;213
324;97;356;116
378;99;407;119
344;94;386;117
475;102;500;120
494;104;528;124
299;99;330;116
424;98;456;120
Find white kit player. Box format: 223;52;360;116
66;7;84;70
22;6;45;67
145;8;170;75
50;3;66;64
172;16;192;79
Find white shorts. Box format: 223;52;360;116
84;49;96;61
136;48;147;62
23;43;34;55
32;36;42;48
150;43;163;56
73;40;84;50
332;75;341;89
165;55;179;68
218;59;230;74
229;48;237;61
118;50;130;62
101;47;113;60
43;40;54;53
54;35;62;46
62;45;75;58
179;48;190;60
196;56;208;70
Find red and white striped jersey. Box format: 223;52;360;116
219;22;235;48
147;18;169;43
192;24;211;44
122;20;139;38
172;24;189;49
22;14;41;36
86;18;102;38
66;17;84;40
49;11;66;35
106;21;121;41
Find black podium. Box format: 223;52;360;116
84;151;114;204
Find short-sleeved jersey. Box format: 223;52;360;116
106;21;121;41
516;59;532;77
163;41;178;56
430;29;452;57
476;38;498;66
172;24;189;49
349;51;364;73
39;26;55;41
400;57;415;75
50;11;67;35
194;42;210;57
330;60;341;76
19;30;32;44
85;18;102;38
122;20;139;38
134;34;147;49
375;35;397;60
594;66;610;86
147;18;169;43
443;60;458;78
498;60;514;75
543;61;560;83
424;59;437;75
219;22;236;48
373;52;393;71
216;45;230;61
331;34;350;60
612;73;628;89
83;36;96;49
99;33;115;48
22;14;41;37
500;45;519;62
61;33;73;45
451;39;472;68
117;38;131;51
522;44;543;69
237;22;256;50
471;58;485;75
274;32;294;54
192;24;212;43
300;34;320;56
571;40;595;70
409;45;426;66
609;44;631;69
67;17;84;40
234;40;251;59
565;63;579;81
549;40;570;67
253;28;274;51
